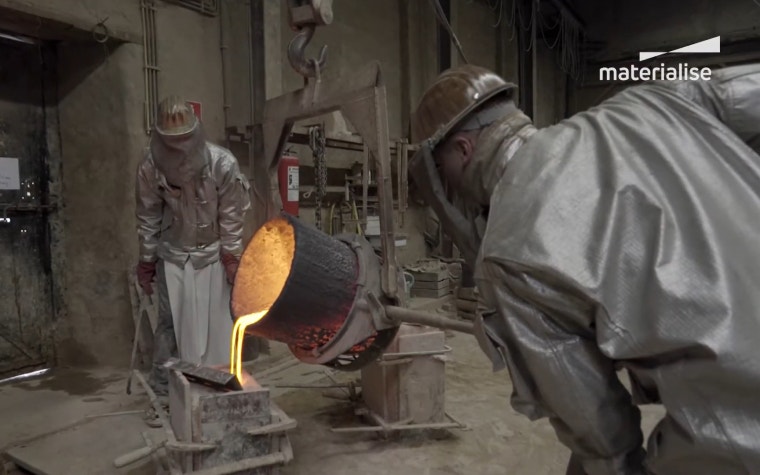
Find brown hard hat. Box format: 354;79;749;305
410;65;516;146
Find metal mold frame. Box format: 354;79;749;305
130;370;295;475
329;343;468;436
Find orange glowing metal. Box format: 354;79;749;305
229;217;296;383
230;310;267;382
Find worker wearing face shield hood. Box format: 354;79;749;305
408;64;760;475
135;96;251;397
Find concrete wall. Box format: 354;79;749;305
155;2;226;143
0;0;142;43
220;0;255;134
55;41;146;365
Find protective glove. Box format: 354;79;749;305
136;260;157;295
220;252;240;285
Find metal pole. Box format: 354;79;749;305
384;306;474;334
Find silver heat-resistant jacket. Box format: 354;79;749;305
136;142;251;268
466;64;760;475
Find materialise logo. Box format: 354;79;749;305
599;36;720;82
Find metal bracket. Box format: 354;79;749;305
255;60;398;299
331;409;468;435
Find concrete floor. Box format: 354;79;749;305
0;321;665;474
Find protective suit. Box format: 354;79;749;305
417;64;760;474
135;97;251;394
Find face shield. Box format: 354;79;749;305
154;96;201;152
409;99;519;266
150;96;207;186
408;140;481;266
156;96;198;135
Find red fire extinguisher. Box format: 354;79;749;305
278;154;300;216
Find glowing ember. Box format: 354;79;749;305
230;310;268;383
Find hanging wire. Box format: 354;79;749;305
427;0;470;64
491;0;504;28
515;0;534;52
505;0;517;42
485;0;584;79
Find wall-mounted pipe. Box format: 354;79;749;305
140;0;159;134
219;0;230;140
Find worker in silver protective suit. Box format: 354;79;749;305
408;63;760;475
135;96;251;397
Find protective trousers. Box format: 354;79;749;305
148;259;234;395
149;260;176;396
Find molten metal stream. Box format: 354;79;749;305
229;217;297;384
230;310;268;383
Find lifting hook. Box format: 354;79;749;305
286;0;332;79
287;24;327;79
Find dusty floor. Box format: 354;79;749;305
0;316;665;474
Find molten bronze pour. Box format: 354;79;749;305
230;214;394;374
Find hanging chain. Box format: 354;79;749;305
308;125;327;230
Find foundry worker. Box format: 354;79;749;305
135;96;251;398
409;63;760;475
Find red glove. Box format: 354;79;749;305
221;252;239;285
136;260;157;295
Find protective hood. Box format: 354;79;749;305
150;121;210;186
460;110;537;207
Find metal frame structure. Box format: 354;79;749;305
122;370;295;474
253;10;399;299
330;344;467;436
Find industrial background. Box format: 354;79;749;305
0;0;758;474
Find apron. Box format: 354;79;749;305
163;259;233;367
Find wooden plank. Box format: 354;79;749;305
412;280;449;291
408;269;448;282
168;369;194;470
411;287;450;298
